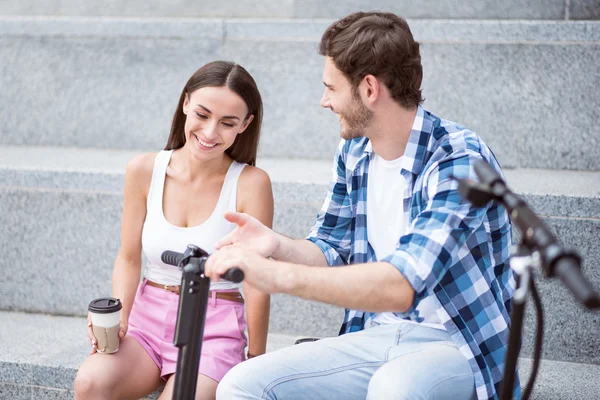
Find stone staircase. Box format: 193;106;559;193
1;1;599;399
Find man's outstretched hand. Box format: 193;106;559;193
216;211;281;258
205;246;291;293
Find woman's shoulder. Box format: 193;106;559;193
125;152;159;177
124;152;161;193
236;164;274;219
238;165;272;191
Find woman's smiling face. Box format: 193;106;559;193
182;86;253;161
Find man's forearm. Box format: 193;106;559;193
273;259;415;312
272;236;328;267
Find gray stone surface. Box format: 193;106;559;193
31;366;78;391
570;0;600;19
0;188;122;315
0;168;125;193
0;383;30;400
292;0;568;20
518;358;600;399
0;16;224;39
0;362;31;385
0;0;295;18
410;20;600;42
269;294;344;337
0;0;578;20
31;387;74;400
0;18;599;169
0;313;87;384
420;42;600;170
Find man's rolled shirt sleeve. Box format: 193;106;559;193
382;152;491;315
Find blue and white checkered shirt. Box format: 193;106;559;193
307;106;518;400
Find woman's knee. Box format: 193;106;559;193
74;369;107;399
74;362;117;399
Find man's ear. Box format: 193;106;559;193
238;114;254;134
362;75;380;105
182;94;189;115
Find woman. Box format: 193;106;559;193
74;61;273;400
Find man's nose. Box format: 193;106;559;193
320;91;330;109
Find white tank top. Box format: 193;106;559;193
141;150;246;290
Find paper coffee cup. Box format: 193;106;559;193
88;298;122;354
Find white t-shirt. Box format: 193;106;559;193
366;153;445;330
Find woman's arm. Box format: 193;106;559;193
111;153;155;336
237;166;274;358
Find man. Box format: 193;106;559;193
206;11;518;400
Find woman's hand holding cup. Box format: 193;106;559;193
87;312;98;355
87;298;123;355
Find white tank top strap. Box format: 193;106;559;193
146;150;173;213
220;161;246;213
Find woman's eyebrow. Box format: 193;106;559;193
196;104;240;120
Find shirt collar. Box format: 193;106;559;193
362;105;433;176
402;105;432;176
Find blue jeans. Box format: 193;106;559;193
217;323;475;399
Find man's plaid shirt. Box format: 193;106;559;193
307;106;518;399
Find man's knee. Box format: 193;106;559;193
366;363;414;400
366;348;475;400
217;360;263;399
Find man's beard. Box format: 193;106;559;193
339;90;374;140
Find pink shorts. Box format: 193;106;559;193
127;279;247;382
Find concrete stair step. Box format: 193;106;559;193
1;146;600;364
0;0;598;20
0;17;599;170
1;310;599;400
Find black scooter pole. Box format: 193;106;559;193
162;245;244;400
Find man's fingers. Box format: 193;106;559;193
223;211;250;226
204;254;220;281
215;232;236;250
206;250;243;282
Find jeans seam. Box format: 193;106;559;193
422;372;474;399
261;361;385;399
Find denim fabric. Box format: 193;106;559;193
217;323;475;400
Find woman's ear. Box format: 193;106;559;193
238;114;254;134
182;94;189;115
